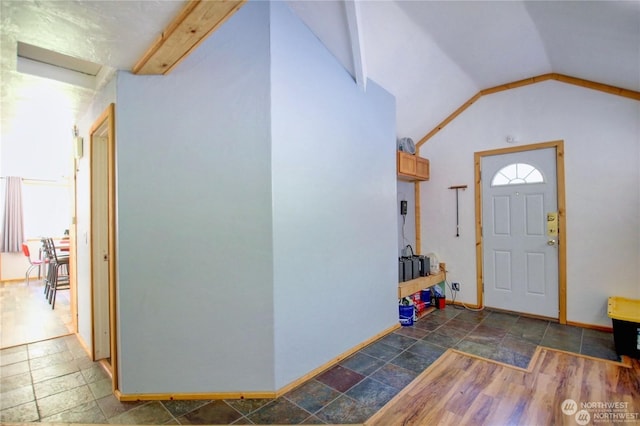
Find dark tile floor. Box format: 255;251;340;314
0;307;620;424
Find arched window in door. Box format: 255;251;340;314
491;163;544;186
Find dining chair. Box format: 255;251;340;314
21;242;48;286
41;238;53;297
42;237;70;309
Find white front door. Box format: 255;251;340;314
481;147;558;318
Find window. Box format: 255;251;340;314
491;163;544;186
0;180;71;238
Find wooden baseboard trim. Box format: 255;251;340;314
275;322;401;397
482;305;559;322
98;359;113;380
566;320;613;333
117;390;277;402
449;300;482;310
448;303;616;336
115;322;401;402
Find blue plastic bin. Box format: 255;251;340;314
399;305;414;326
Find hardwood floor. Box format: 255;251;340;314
0;280;72;348
366;347;639;426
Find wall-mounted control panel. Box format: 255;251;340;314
400;200;407;216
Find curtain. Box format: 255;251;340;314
1;177;25;252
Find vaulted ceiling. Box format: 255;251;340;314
291;0;640;140
1;0;638;178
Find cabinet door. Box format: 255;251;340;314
416;157;430;180
397;152;416;176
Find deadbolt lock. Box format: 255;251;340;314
547;212;558;236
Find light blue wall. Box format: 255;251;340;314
114;2;275;393
269;2;398;388
100;0;398;394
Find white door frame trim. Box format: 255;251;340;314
474;140;567;323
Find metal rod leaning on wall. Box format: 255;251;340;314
449;185;468;237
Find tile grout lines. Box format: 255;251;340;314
2;307;620;425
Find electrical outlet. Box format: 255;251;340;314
452;282;460;291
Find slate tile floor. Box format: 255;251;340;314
0;307;620;424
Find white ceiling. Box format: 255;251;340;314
1;0;638;178
291;0;640;139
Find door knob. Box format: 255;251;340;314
547;239;556;246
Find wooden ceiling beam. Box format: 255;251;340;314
132;0;247;75
416;73;640;148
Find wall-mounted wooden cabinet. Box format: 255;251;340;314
397;152;429;181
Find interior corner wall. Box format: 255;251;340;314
421;80;640;327
75;76;117;352
269;2;398;388
113;1;275;393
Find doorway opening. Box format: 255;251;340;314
89;103;118;390
474;140;567;323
